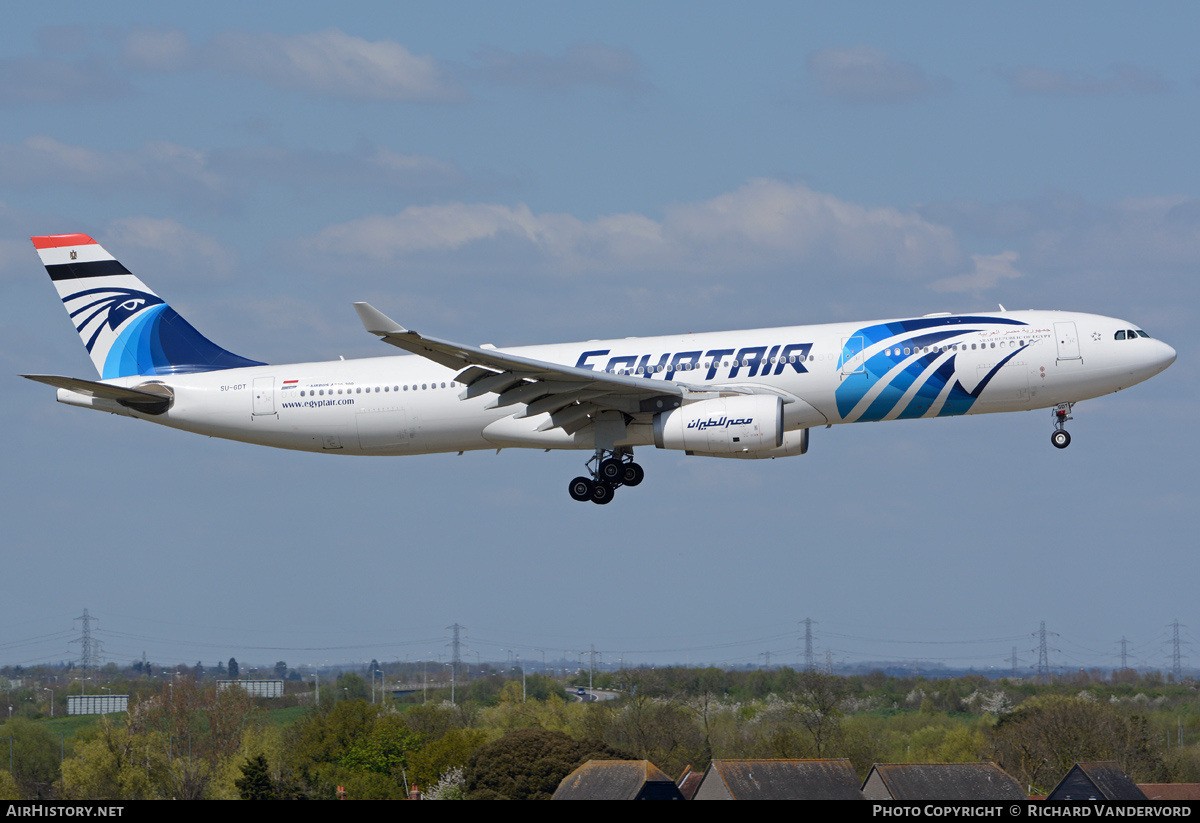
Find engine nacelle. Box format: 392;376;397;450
653;395;783;454
695;427;809;459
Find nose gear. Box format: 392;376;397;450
1051;403;1073;449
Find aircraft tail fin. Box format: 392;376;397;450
32;234;264;379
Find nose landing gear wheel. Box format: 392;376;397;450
1050;403;1074;450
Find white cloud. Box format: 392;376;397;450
664;179;961;273
0;137;468;200
120;27;195;72
307;178;970;281
476;42;645;93
921;193;1200;277
807;46;948;103
931;251;1023;293
1028;195;1200;271
104;217;236;279
0;56;131;104
1003;63;1168;96
217;144;465;191
205;29;465;102
0;136;226;199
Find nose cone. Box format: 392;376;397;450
1156;340;1177;373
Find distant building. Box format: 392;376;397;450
862;763;1027;801
67;694;128;715
693;759;864;800
552;760;684;800
1046;763;1147;801
217;679;283;698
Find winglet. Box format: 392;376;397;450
354;302;410;337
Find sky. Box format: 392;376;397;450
2;1;1197;677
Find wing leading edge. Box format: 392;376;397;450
353;302;760;434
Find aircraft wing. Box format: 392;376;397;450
355;302;735;433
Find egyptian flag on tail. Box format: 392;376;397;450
32;234;264;379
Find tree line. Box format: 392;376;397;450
1;666;1197;799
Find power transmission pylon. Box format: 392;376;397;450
71;608;101;672
445;623;466;703
801;617;816;670
1169;619;1185;678
1033;621;1058;682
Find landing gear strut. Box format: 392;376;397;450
568;448;644;504
1051;403;1073;449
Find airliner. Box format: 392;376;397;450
24;233;1176;504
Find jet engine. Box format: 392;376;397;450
653;395;787;455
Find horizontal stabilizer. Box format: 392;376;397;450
22;373;169;401
22;374;173;415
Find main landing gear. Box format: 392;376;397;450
1051;402;1073;449
568;448;644;504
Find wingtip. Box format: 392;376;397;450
353;302;409;336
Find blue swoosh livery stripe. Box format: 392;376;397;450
835;316;1029;422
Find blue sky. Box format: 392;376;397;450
2;2;1197;675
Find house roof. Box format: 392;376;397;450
552;760;682;800
1048;763;1148;801
865;763;1027;801
677;765;704;801
1138;784;1200;801
699;759;864;800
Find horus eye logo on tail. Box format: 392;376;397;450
33;234;265;379
65;286;165;355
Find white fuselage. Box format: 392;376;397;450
61;309;1176;457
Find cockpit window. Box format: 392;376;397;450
1115;330;1126;340
1136;330;1150;338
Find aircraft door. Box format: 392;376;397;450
840;335;866;378
252;377;275;415
1054;322;1081;362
